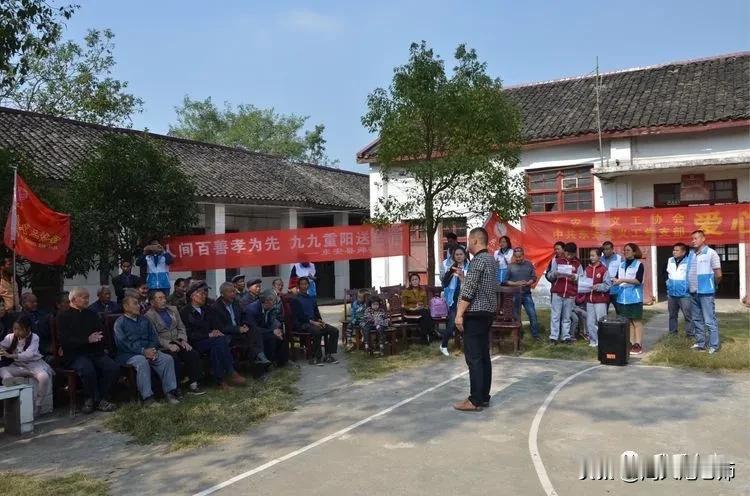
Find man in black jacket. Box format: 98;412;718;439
213;282;271;366
112;260;141;303
57;288;119;414
180;281;245;389
244;290;287;366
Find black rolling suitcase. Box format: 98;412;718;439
597;315;629;366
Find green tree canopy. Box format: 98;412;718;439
362;41;527;281
1;28;143;126
0;0;77;94
67;134;198;280
169;96;338;166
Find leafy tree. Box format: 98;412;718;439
1;28;143;126
362;41;527;282
67;134;198;282
169;96;338;166
0;0;78;94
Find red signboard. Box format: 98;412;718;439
166;224;410;271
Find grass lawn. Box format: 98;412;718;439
105;366;300;451
347;342;447;381
0;472;108;496
645;311;750;371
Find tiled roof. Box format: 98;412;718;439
358;52;750;161
0;107;369;210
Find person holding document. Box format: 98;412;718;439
576;248;611;347
548;242;583;344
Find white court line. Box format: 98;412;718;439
193;355;509;496
528;364;601;496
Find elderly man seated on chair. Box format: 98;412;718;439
114;294;181;406
291;277;339;366
244;289;286;365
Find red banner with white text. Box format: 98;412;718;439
166;224;410;271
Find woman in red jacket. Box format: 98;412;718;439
577;248;612;347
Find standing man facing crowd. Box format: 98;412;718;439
688;230;722;353
505;247;541;341
453;227;498;412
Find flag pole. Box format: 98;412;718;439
11;164;18;310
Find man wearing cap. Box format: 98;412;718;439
244;289;287;366
232;275;247;300
240;278;263;307
180;281;246;389
213;282;271;366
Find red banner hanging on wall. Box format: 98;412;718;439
521;204;750;247
166;224;410;271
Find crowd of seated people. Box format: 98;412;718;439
0;263;345;415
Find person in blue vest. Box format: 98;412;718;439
687;230;722;354
440;246;469;356
137;239;174;297
612;243;645;355
665;242;693;337
601;241;623;313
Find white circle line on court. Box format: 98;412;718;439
192;354;514;496
528;364;602;496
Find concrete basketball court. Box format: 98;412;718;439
183;355;748;496
1;330;747;496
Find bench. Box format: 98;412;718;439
0;385;34;435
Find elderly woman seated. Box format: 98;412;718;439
400;272;434;344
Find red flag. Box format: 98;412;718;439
485;213;551;288
4;175;70;265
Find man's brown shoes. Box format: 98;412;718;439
453;399;483;411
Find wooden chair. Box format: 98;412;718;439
386;294;419;347
363;326;399;356
379;284;403;300
490;287;522;354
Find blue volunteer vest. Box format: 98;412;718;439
616;260;642;305
666;256;689;298
691;246;718;295
145;254;170;290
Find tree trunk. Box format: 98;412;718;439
425;202;436;286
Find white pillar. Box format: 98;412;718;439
334;212;350;298
279;208;298;289
205;203;226;298
739;242;747;302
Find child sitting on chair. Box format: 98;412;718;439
347;289;369;351
363;295;390;355
0;315;54;416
